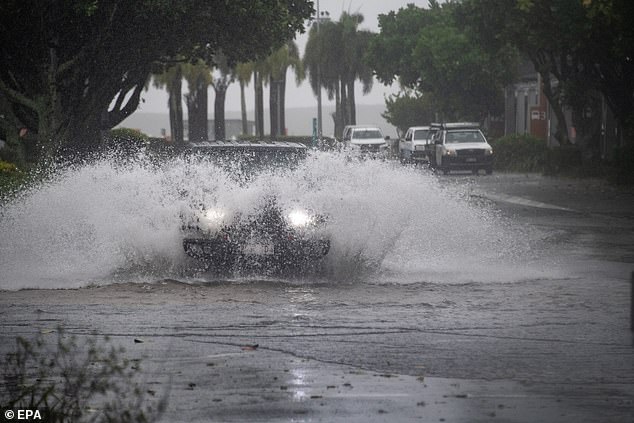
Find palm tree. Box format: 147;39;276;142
303;12;374;138
265;42;304;137
210;52;235;141
251;59;268;138
340;13;374;126
182;60;212;142
235;62;254;135
153;63;184;145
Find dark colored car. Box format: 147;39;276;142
181;141;330;272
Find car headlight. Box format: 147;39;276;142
443;148;457;156
197;207;231;233
286;209;315;228
485;148;494;155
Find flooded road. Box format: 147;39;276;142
1;156;633;421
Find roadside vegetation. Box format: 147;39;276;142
0;0;632;186
0;1;312;158
489;135;548;173
1;329;165;422
489;135;634;185
368;0;633;184
0;160;24;194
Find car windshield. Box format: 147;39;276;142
445;130;485;144
413;130;430;140
352;130;383;139
189;145;306;181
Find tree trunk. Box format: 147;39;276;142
240;80;248;135
340;79;348;128
269;75;279;137
39;43;74;157
168;67;184;145
334;82;343;138
280;75;287;136
254;71;264;137
571;91;602;159
540;74;569;145
214;86;227;140
347;78;356;125
186;75;208;142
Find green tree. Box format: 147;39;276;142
210;53;234;141
266;42;304;137
382;90;436;137
183;61;212;142
367;2;516;123
341;13;374;127
0;0;313;158
303;12;375;138
153;63;184;145
458;0;634;148
252;61;267;138
235;62;254;135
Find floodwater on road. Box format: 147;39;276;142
1;153;633;421
0;151;540;289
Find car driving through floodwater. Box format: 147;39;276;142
181;141;330;273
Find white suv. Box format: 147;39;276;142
398;126;437;163
343;126;389;155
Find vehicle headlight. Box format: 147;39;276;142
485;148;494;155
197;207;230;233
286;209;315;228
443;148;457;156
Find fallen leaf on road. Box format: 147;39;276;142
241;344;259;351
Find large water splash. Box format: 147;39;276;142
0;151;538;290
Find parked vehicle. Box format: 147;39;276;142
398;126;437;163
427;122;494;174
341;125;363;142
343;125;389;156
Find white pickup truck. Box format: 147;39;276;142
398;126;436;163
342;125;389;156
427;122;494;174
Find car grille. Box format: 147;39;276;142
457;149;485;157
360;144;381;152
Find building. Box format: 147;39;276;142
503;59;621;159
504;60;561;145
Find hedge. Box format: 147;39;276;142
489;134;548;172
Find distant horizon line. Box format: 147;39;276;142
134;103;387;115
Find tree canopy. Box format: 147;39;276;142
366;1;517;122
303;12;374;137
0;0;313;157
458;0;634;144
382;91;435;137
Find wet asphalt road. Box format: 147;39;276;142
1;172;633;422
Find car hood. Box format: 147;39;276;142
350;138;387;145
445;142;492;150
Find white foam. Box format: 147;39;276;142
0;151;543;290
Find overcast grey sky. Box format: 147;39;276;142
135;0;430;115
